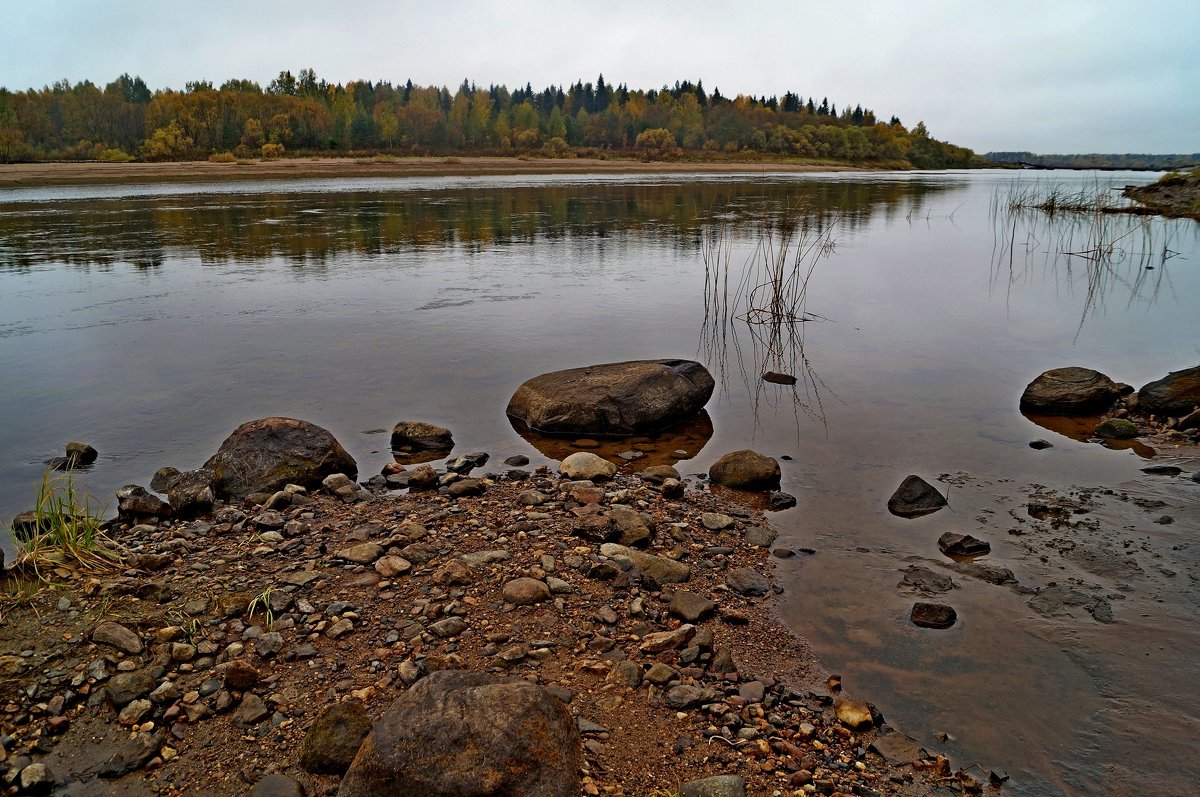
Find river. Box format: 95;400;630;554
1;169;1198;795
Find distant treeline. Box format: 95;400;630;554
985;151;1200;170
0;70;976;168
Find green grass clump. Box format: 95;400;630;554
7;470;120;585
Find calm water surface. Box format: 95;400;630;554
2;170;1198;795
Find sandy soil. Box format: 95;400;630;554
0;157;868;190
0;467;959;797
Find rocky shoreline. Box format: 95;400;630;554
0;454;977;796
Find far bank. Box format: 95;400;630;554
0;156;884;189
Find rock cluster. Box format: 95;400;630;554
0;439;967;796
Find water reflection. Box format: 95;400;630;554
699;206;839;436
0;178;953;270
989;183;1191;341
1022;412;1157;458
509;411;714;468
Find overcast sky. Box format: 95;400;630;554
2;0;1196;153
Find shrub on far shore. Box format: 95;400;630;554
260;142;285;160
208;151;237;163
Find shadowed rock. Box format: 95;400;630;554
911;602;957;629
300;701;372;775
1019;367;1120;415
887;475;946;518
507;359;714;436
203;417;357;500
338;670;580;797
1137;365;1200;417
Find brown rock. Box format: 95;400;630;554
708;450;780;490
203;417;357;499
1019;367;1120;415
502;577;551;605
338;670;580;797
507;359;714;436
835;697;873;730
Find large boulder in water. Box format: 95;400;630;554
338;670;580;797
1019;367;1120;415
204;417;357;500
507;359;714;436
1137;365;1200;417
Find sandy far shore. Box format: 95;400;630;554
0;156;868;189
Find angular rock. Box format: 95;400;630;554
233;693;270;726
911;602;957;629
887;475;946;518
708;450;780;490
502;577;551;605
224;660;260;691
599;543;690;584
300;700;372;775
680;775;746;797
664;685;721;710
559;452;617;481
1138;365;1200;417
644;662;677;685
105;671;156;708
743;526;777;548
937;532;991;557
953;562;1018;587
203;417;357;499
606;661;643;689
725;567;769;597
870;731;927;765
670;591;717;622
338;670;580;797
375;556;412;578
99;731;162;778
165;468;215;516
639;624;696;653
1020;367;1121;415
608;504;652;547
507;359;714;436
390;421;454;452
64;441;98;466
898;565;954;596
91;621;143;655
116;484;171;521
661;478;685;499
766;491;797;510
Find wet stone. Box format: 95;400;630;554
937;532;991;557
910;602;957;629
887;475;947;518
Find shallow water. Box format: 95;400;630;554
2;169;1198;794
